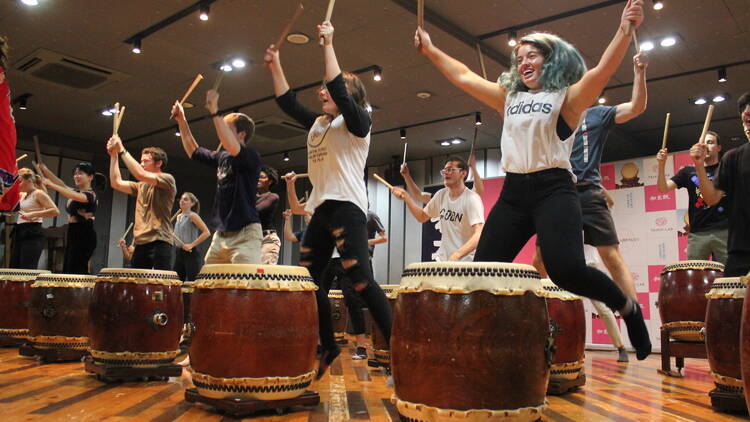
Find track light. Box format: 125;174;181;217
508;31;518;47
373;66;382;82
132;39;142;54
718;67;727;83
199;3;210;21
474;112;482;126
14;93;32;111
283;152;290;162
400;128;406;139
653;1;664;10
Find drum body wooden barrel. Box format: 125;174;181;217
705;277;747;412
659;260;723;342
189;264;319;401
370;284;399;367
391;262;550;422
739;276;750;410
542;279;586;388
29;274;95;354
88;269;183;367
0;269;50;346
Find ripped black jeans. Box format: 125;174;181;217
301;200;393;351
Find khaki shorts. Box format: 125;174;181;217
261;231;281;265
204;223;262;265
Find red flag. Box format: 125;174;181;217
0;69;20;211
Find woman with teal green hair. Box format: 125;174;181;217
414;0;651;361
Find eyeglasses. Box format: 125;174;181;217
440;167;461;175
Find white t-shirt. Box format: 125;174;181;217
501;88;575;178
424;187;485;262
305;114;370;215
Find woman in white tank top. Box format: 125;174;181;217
11;168;59;269
414;0;651;360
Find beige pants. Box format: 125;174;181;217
204;223;262;265
261;232;281;265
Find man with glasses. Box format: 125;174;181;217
391;156;484;261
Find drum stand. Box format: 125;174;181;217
547;373;586;395
708;387;748;414
19;342;88;363
84;356;182;383
184;388;320;417
0;336;25;347
657;327;707;377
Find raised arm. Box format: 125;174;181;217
656;148;677;193
265;46;319;129
107;139;134;195
205;90;243;157
391;187;431;223
282;209;299;242
172;101;199;157
415;27;507;114
563;0;644;127
448;223;484;261
34;161;66;188
284;172;307;215
110;135;162;187
614;51;649;124
400;163;432;204
34;162;89;203
468;154;484;196
690;143;725;206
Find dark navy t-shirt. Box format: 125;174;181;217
570;106;617;185
192;145;261;231
716;143;750;263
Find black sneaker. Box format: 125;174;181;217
352;347;367;360
622;301;651;360
316;346;341;380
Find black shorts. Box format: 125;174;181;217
577;185;619;246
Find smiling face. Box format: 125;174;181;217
179;193;194;212
318;85;339;115
257;171;271;192
72;169;92;189
516;43;546;90
742;103;750;140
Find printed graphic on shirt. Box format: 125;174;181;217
505;99;553;116
689;174;724;213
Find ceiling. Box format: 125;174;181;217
3;0;749;172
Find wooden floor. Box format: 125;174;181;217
0;340;747;421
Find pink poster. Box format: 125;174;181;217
648;265;664;292
644;185;676;212
673;152;693;173
591;314;615;345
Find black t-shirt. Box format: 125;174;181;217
671;164;729;232
293;230;305;243
366;211;384;258
256;192;279;231
65;190;97;223
716;143;750;259
192;145;261;232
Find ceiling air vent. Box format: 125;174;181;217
13;48;129;90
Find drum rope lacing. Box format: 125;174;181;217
401;267;540;279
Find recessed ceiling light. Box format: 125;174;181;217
440;140;451;147
451;138;463;145
220;64;233;72
286;33;310;45
416;91;432;99
653;1;664;11
712;95;726;103
231;58;246;69
660;36;677;47
21;0;38;6
598;97;606;104
640;41;655;51
694;97;707;105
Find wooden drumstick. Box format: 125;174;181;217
170;231;185;246
661;112;670;150
112;102;120;136
319;0;336;46
295;173;309;178
170;74;204;119
402;142;408;166
698;104;715;144
120;222;133;241
33;135;42;164
476;43;488;80
373;173;393;190
275;3;305;50
114;106;126;134
212;71;224;92
215;142;223;152
15;154;27;163
417;0;425;28
469;125;478;159
632;29;639;52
